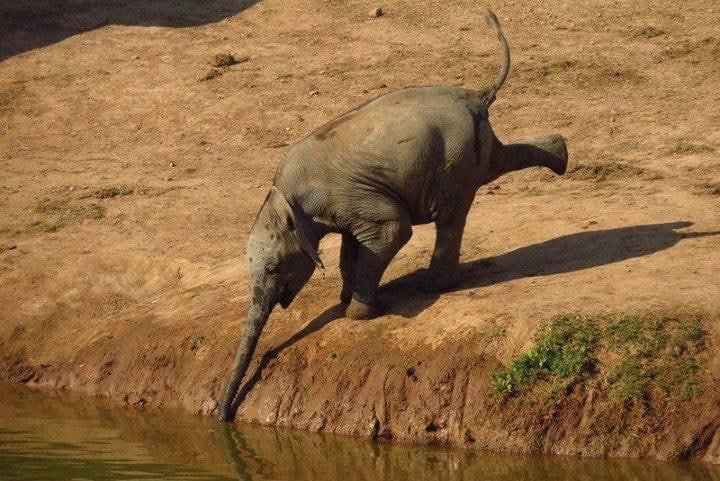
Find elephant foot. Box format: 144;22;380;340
345;298;383;320
419;272;459;293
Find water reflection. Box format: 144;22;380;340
0;384;718;481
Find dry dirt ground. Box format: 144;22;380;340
1;0;719;463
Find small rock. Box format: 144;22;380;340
368;7;384;18
210;53;237;67
170;161;176;167
309;89;320;96
267;140;289;149
132;55;140;60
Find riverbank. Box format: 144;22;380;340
2;0;719;464
3;306;720;463
4;383;719;481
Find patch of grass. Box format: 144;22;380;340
660;358;703;400
612;140;641;154
604;313;708;402
607;357;651;400
492;311;710;405
630;26;664;39
492;315;598;397
696;180;720;196
660;37;720;62
29;196;105;233
535;59;579;77
605;314;643;343
483;325;507;341
529;59;646;86
82;185;135;199
567;161;647;182
669;141;715;156
35;197;105;219
199;68;223;82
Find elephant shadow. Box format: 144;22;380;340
1;0;260;62
232;220;717;408
383;220;718;318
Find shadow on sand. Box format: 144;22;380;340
0;0;260;61
384;220;718;317
230;220;717;411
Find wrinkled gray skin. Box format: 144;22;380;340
218;10;568;421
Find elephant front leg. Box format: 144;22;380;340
420;214;467;293
346;220;412;320
339;233;359;304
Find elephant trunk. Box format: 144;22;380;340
491;134;568;179
218;299;271;422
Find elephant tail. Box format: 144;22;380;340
482;9;510;106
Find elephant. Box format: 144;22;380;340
218;9;568;421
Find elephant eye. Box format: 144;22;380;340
265;264;280;275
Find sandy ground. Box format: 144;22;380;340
1;0;719;462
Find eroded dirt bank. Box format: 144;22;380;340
6;384;720;481
1;0;719;464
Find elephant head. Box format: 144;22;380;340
218;187;322;421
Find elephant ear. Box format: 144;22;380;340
270;186;324;270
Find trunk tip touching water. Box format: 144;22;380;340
218;303;270;422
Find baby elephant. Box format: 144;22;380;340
218;10;568;421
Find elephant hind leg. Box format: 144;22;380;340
340;233;359;304
419;209;470;293
345;219;412;319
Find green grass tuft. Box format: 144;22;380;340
604;313;707;402
492;315;598;397
492;311;709;405
607;356;651;400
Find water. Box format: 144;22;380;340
0;384;717;481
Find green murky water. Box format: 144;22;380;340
0;384;718;480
